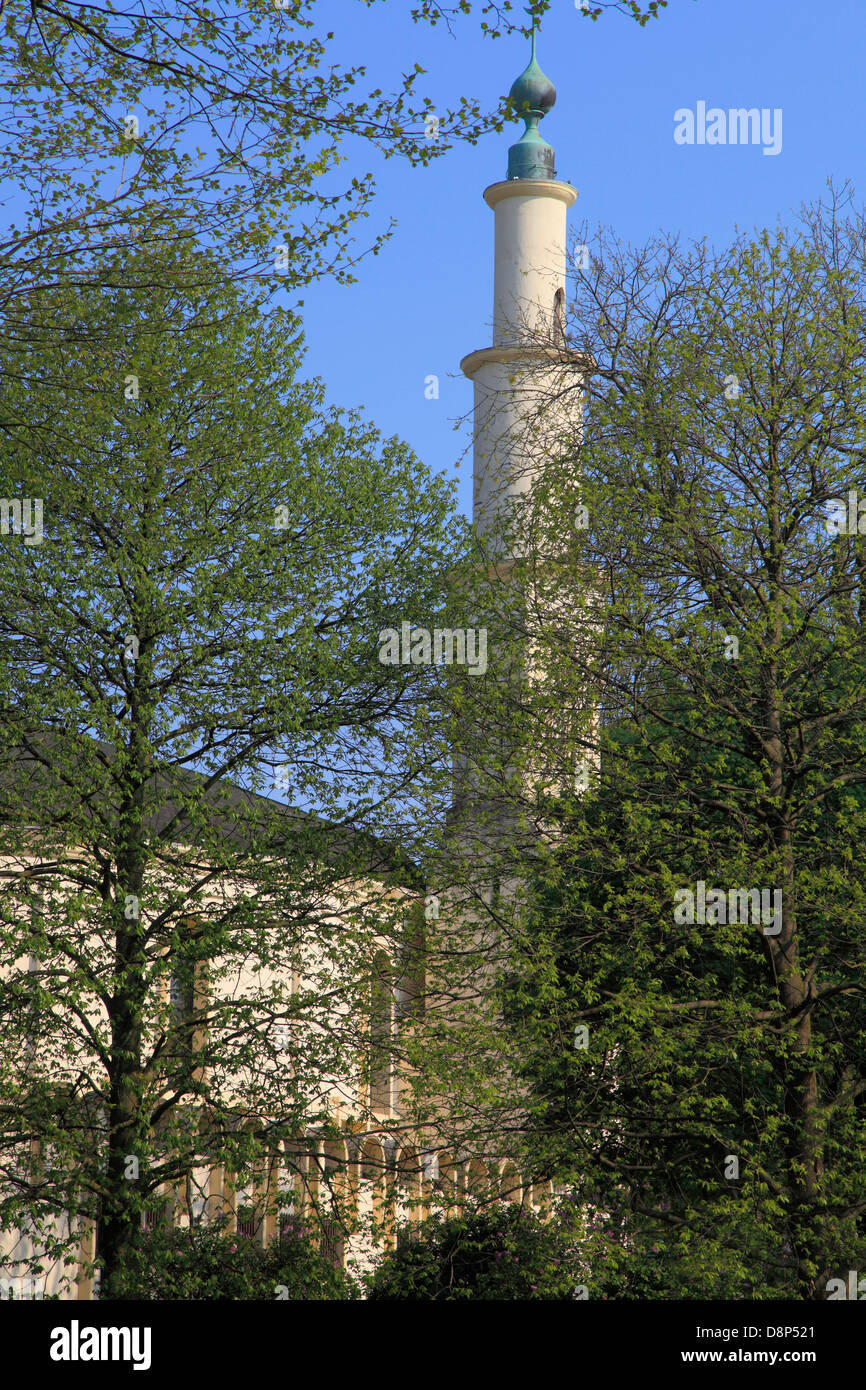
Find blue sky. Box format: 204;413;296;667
293;0;864;522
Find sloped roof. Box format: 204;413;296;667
0;730;422;891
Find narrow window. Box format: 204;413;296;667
369;951;393;1113
553;286;566;347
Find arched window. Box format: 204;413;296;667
499;1162;522;1204
360;1139;386;1183
319;1214;344;1268
394;901;425;1022
466;1158;489;1198
394;1147;422;1242
531;1177;553;1216
141;1195;170;1230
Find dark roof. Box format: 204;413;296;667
0;731;422;892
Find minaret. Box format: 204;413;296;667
426;42;592;1182
427;36;591;1134
455;28;591;833
461;25;586;553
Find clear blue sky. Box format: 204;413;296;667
294;0;863;522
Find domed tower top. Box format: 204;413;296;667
506;21;557;181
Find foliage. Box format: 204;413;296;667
0;236;462;1297
112;1219;355;1300
365;1202;584;1299
0;0;678;317
0;0;493;310
503;196;866;1300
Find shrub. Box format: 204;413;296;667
111;1219;355;1300
366;1203;583;1300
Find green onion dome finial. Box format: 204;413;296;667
506;13;557;180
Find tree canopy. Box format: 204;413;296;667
0;237;461;1296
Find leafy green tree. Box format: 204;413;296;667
0;237;461;1298
524;195;866;1299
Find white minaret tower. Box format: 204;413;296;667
431;34;593;1083
455;28;591;832
461;26;587;555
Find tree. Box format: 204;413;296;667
0;236;462;1298
413;191;866;1299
